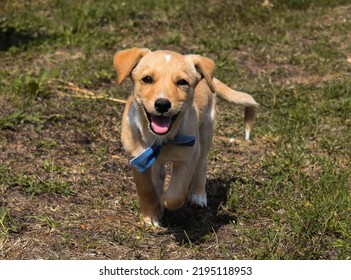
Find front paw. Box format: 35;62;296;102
187;193;207;208
141;208;164;227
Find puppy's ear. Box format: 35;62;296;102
187;55;216;93
114;48;150;85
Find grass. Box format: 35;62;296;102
0;0;350;259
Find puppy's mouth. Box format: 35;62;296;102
145;110;180;135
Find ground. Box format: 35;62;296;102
0;0;350;259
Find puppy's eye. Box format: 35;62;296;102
177;79;189;89
142;76;153;84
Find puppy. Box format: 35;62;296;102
114;48;258;226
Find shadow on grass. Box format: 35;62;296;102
0;26;52;52
162;177;236;246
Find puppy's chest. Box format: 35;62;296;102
156;144;196;164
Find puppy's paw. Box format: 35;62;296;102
142;215;161;227
142;208;164;227
187;193;207;208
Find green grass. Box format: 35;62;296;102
0;0;350;259
0;207;21;248
0;163;76;196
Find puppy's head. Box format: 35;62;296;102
114;48;215;136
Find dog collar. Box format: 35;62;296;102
130;134;195;173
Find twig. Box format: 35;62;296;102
48;78;127;104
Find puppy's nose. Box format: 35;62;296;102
154;98;171;114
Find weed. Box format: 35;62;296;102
36;214;60;230
0;166;76;196
0;110;42;130
0;207;20;248
0;165;11;194
15;174;76;196
0;208;9;243
12;72;50;98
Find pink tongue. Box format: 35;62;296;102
151;115;172;134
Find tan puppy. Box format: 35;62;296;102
114;48;258;226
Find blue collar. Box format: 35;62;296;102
130;134;195;173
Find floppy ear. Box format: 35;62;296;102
187;55;216;93
113;48;150;85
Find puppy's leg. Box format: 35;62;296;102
188;144;211;207
188;118;214;207
188;155;208;207
151;163;165;196
132;167;162;226
160;149;200;210
151;162;165;215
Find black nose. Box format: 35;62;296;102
154;98;171;114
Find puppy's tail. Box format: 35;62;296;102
213;78;259;141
